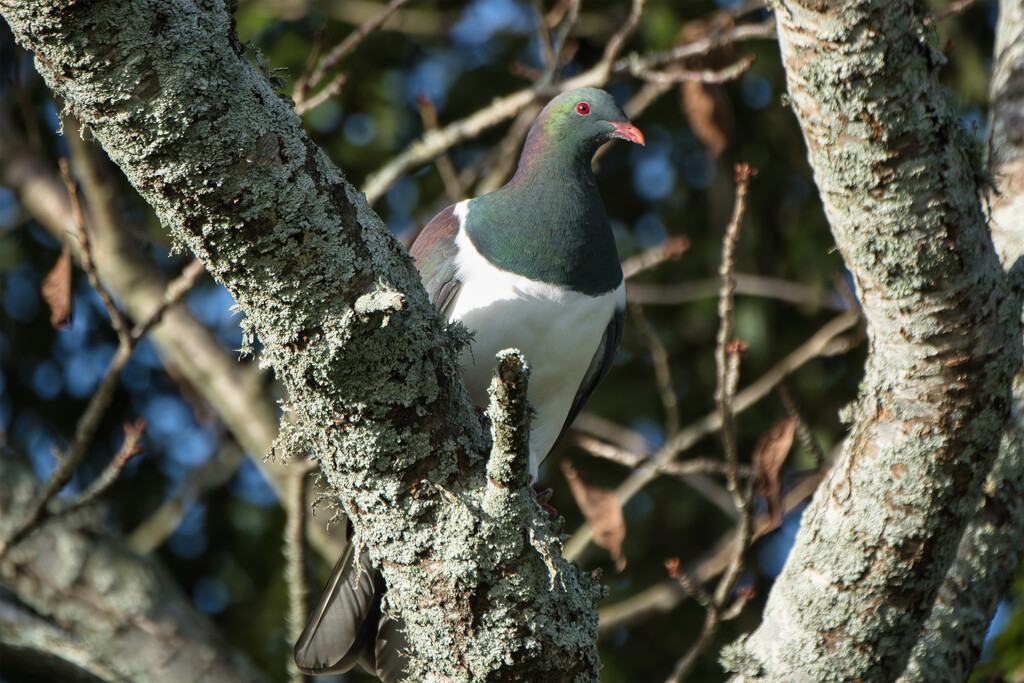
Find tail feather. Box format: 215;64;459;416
294;540;410;681
293;542;378;674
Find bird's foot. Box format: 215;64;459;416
535;487;557;517
528;476;557;518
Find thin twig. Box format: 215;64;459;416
664;559;713;608
715;164;752;506
628;20;775;72
564;308;861;561
294;73;348;117
597;469;826;635
130;259;205;341
13;47;44;153
293;25;326;106
778;384;825;468
598;0;647;80
712;164;756;611
307;0;412;90
59;158;129;343
285;459;318;683
54;419;146;518
631;53;756;85
128;440;245;553
534;0;556;73
575;434;754;479
627;273;847;311
470;104;543;195
363;19;776;204
667;608;720;682
545;0;581;83
0;349;131;559
621;235;691;279
417;94;462;202
925;0;985;25
564;308;861;560
631;303;681;435
573;420;740;518
0;169;205;559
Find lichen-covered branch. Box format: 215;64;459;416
0;454;265;682
899;1;1024;677
723;2;1020;680
0;0;601;678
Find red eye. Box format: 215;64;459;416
575;101;591;116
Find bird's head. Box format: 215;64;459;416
535;88;645;156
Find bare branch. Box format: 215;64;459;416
715;164;755;514
130;258;205;341
924;0;986;25
292;24;326;106
574;434;754;479
60;418;146;514
307;0;412;90
564;308;861;560
597;0;646;80
597;470;825;635
58;158;129;343
630;303;681;434
294;73;348;117
627;273;847;311
363;18;777;204
417;93;463;202
778;384;825;468
631;53;756;85
127;440;245;553
621;235;691;279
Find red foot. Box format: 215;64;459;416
529;476;557;517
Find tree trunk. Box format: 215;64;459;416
723;2;1022;680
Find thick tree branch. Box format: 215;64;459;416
723;2;1020;680
899;1;1024;677
0;0;600;678
0;454;265;682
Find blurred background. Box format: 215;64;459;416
1;0;1020;680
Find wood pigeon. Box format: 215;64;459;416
294;87;644;680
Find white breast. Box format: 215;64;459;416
448;201;624;478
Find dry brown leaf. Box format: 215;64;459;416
561;459;626;571
754;417;796;526
42;244;73;329
677;16;737;159
682;82;733;159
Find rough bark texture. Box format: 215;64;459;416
0;455;265;683
898;0;1024;678
0;1;601;680
723;2;1021;680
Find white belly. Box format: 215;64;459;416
449;203;624;477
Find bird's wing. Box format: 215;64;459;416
410;203;463;317
550;304;626;456
293;540;382;674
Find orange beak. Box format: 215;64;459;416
610;121;645;146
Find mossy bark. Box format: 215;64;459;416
724;2;1022;680
0;0;602;679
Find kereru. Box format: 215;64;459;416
294;87;644;681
